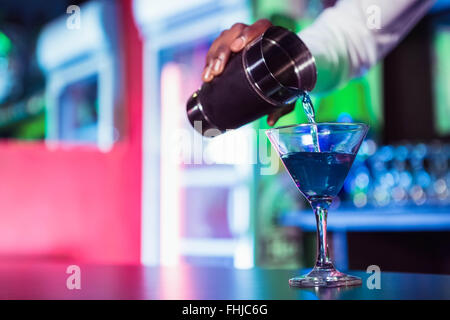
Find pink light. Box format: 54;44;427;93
160;63;183;265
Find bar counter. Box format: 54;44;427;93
0;262;448;299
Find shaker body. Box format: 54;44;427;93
186;26;317;136
187;51;289;135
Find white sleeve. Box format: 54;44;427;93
299;0;436;93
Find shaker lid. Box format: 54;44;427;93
243;26;317;106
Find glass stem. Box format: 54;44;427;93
311;199;334;270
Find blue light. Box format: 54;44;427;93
337;112;353;123
431;0;450;12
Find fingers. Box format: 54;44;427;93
230;19;272;52
267;105;295;126
202;19;272;82
203;23;247;82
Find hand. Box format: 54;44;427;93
202;19;294;127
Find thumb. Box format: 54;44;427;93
267;105;295;126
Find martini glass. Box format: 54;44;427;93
266;123;369;288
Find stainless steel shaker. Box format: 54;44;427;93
186;26;317;136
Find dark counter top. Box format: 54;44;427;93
0;262;448;299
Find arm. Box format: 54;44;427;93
202;0;435;124
300;0;436;93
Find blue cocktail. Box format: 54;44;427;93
267;123;368;287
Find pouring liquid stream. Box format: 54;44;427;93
302;92;321;152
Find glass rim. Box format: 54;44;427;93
266;122;369;134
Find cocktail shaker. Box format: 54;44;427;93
186;26;317;136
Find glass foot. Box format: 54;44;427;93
289;267;362;288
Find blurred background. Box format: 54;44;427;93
0;0;449;274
